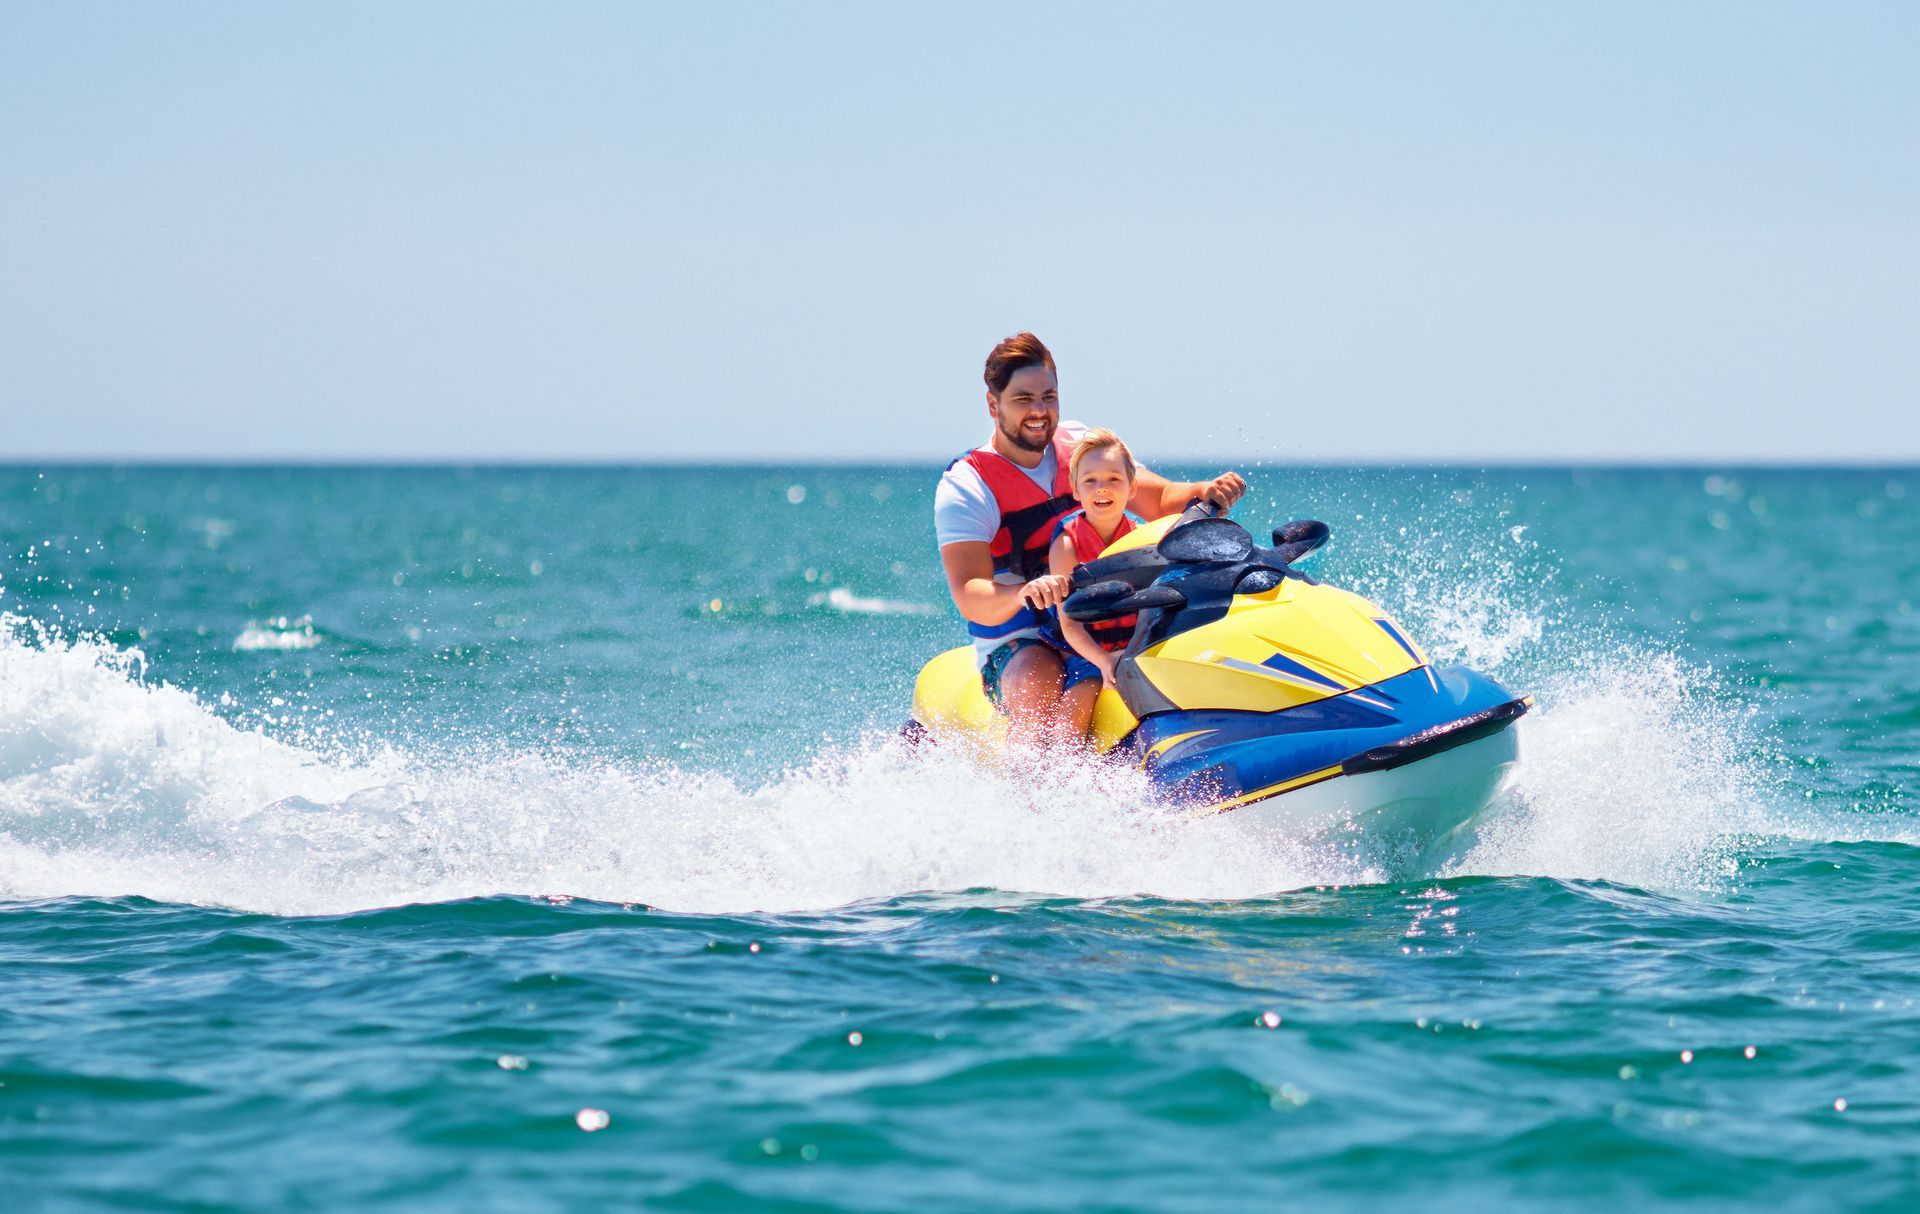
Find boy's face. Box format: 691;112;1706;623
1073;447;1133;517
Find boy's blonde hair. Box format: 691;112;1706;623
1069;427;1136;485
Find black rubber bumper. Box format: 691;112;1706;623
1339;698;1530;776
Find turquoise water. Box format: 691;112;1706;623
3;465;1917;1210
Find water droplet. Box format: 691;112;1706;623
1259;1011;1281;1029
799;1143;820;1162
1618;1065;1638;1080
575;1108;610;1132
497;1055;529;1071
786;484;806;504
760;1137;783;1155
1833;1098;1848;1113
1680;1050;1693;1064
847;1031;863;1046
748;942;761;954
1744;1046;1757;1059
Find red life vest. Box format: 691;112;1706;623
1063;510;1135;563
1060;510;1138;652
958;433;1079;582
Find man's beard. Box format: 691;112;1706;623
1001;415;1055;453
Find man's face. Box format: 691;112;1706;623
988;365;1059;453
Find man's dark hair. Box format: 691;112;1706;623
983;332;1056;395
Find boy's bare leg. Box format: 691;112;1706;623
1059;680;1101;746
999;644;1066;749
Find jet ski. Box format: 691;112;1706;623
908;502;1530;857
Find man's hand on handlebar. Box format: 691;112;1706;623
1020;574;1072;611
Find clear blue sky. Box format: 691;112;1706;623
3;2;1915;463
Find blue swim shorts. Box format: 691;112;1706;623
980;638;1060;710
1061;652;1104;693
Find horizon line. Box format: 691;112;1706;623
6;456;1920;472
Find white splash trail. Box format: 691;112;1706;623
0;613;1355;915
0;601;1834;918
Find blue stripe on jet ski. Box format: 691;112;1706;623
1141;664;1523;806
1373;617;1422;663
1259;650;1347;691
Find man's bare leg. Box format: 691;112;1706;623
999;644;1066;749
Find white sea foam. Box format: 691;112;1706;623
808;587;938;616
0;596;1820;918
232;616;324;651
1349;526;1786;891
0;612;1362;914
1448;652;1775;892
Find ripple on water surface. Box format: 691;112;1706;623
3;877;1919;1210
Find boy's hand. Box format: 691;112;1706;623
1095;656;1119;686
1201;471;1246;510
1020;574;1071;611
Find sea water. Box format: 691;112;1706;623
2;465;1916;1211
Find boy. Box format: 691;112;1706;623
1046;428;1142;740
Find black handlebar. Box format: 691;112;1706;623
1061;513;1330;623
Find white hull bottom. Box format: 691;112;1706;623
1211;727;1521;860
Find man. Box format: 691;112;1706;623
934;332;1246;746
